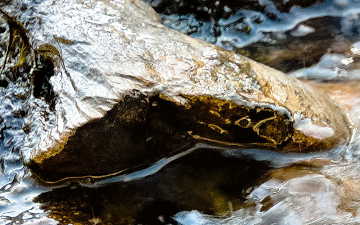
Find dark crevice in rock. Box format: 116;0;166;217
29;93;293;183
32;53;57;109
0;79;8;88
0;25;6;34
28;92;195;182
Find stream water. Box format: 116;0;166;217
1;0;360;224
147;0;360;224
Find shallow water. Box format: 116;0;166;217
146;0;360;74
174;133;360;225
146;0;360;224
1;0;360;224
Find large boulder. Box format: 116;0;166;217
0;0;351;183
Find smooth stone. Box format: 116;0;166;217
0;0;351;182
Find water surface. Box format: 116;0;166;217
1;0;360;224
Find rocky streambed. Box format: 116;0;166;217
0;0;360;224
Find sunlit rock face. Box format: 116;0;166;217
0;0;351;182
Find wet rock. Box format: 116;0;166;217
237;16;349;72
0;0;351;182
239;13;360;74
0;9;32;82
305;80;360;127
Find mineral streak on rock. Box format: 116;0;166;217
0;0;351;182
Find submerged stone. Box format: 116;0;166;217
146;0;360;73
237;16;356;73
0;0;351;183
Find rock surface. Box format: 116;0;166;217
0;0;351;182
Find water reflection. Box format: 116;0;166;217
174;131;360;225
0;11;56;225
147;0;360;73
146;0;360;224
34;149;271;225
0;81;48;224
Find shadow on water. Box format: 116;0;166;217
31;145;339;225
34;148;271;225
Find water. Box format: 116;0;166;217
1;0;360;224
174;134;360;225
145;0;360;224
146;0;360;73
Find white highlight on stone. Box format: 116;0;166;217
294;116;335;140
341;57;354;65
335;0;350;7
291;24;315;37
351;42;360;55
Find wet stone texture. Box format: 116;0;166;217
0;0;359;225
0;8;56;197
0;0;351;183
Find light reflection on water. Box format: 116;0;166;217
173;97;360;224
1;0;360;224
157;0;360;49
152;0;360;224
174;130;360;225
